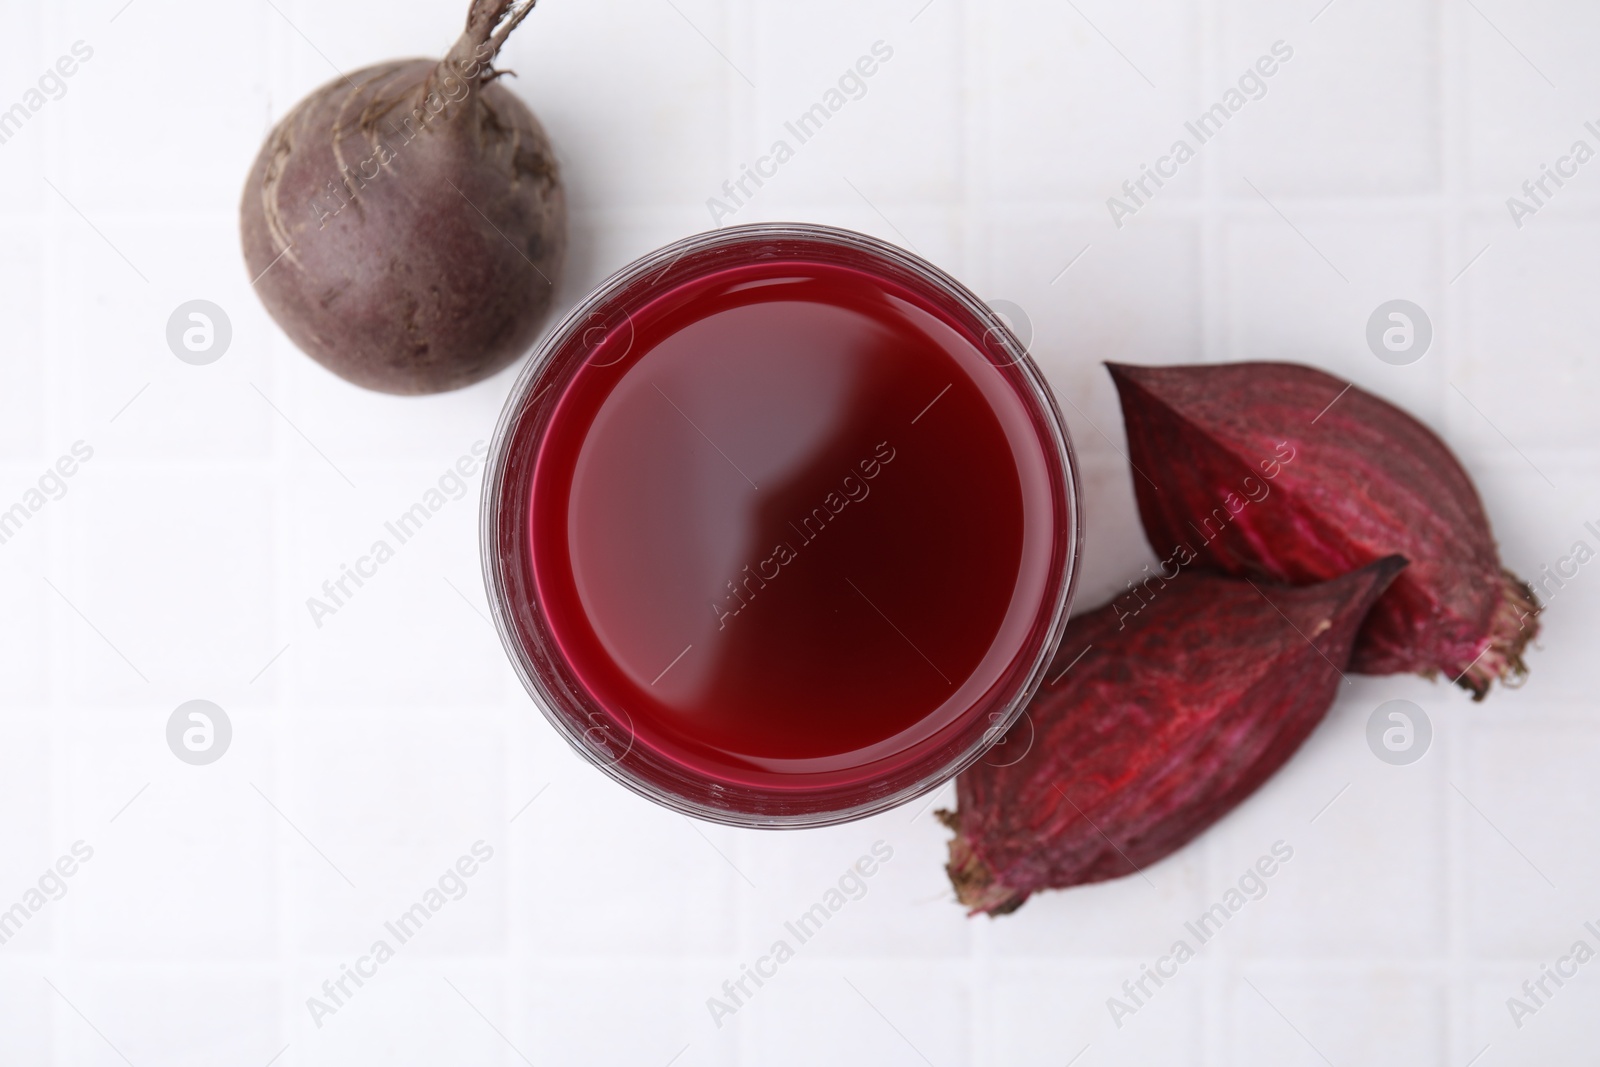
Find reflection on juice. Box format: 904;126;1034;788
528;257;1056;790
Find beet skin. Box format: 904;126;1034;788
241;0;566;395
1108;361;1536;699
942;557;1404;916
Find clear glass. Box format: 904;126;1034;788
480;223;1082;828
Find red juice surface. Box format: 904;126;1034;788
526;256;1058;792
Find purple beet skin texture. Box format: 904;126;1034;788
1108;361;1537;699
943;558;1405;915
240;0;566;395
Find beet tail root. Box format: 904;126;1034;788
1454;569;1539;700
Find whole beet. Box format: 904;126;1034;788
1108;361;1536;698
241;0;565;395
942;557;1404;916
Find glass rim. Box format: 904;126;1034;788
480;221;1083;828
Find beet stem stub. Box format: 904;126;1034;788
441;0;536;91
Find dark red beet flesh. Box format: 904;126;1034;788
942;557;1404;915
240;0;565;395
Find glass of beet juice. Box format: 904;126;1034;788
482;224;1081;827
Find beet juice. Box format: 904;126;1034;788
483;225;1079;826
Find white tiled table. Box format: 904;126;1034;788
2;0;1597;1063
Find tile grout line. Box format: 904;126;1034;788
268;1;296;1050
1437;0;1467;1059
1197;0;1224;375
44;12;70;1063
